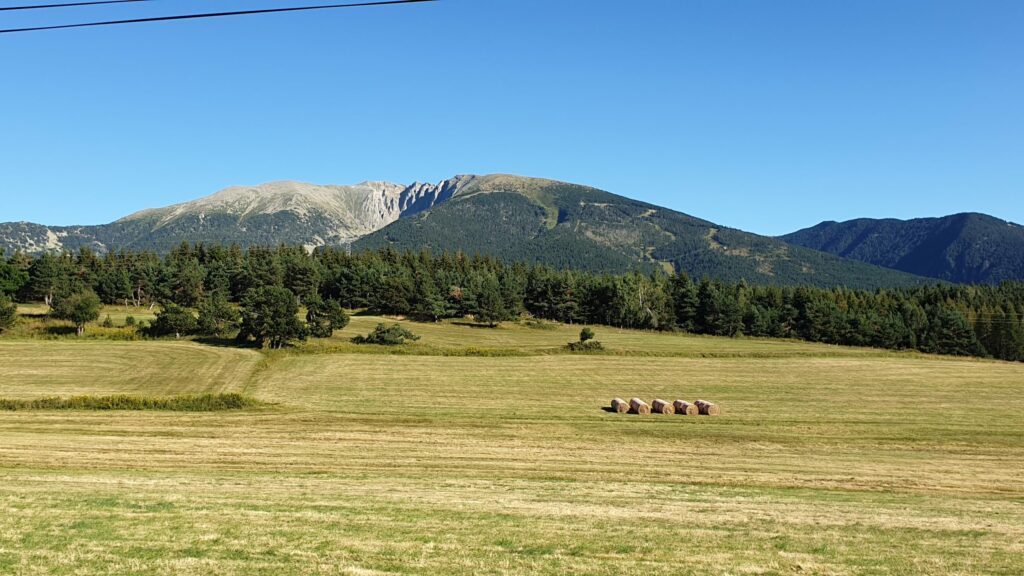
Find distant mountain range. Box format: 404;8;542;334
782;213;1024;284
1;174;1019;287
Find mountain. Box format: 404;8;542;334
781;213;1024;284
0;178;468;255
353;174;932;288
1;174;933;288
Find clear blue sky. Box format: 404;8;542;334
1;0;1021;235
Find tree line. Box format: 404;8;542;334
0;243;1022;360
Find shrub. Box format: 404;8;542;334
352;323;420;345
566;340;604;352
124;315;137;327
0;393;264;411
522;318;557;330
566;327;604;352
101;315;114;328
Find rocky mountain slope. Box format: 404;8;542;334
0;177;471;254
781;213;1024;284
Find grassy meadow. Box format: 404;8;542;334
0;306;1022;574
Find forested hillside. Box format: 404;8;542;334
1;245;1021;362
782;213;1024;284
354;175;932;288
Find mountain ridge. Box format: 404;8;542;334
0;176;474;254
351;174;936;288
781;213;1024;284
0;173;969;288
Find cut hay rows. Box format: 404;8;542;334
651;398;674;415
610;397;630;413
629;397;651;415
673;399;698;415
695;399;721;416
4;316;1024;575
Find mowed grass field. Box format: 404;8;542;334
1;313;1023;574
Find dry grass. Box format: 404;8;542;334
321;315;904;358
0;316;1022;574
15;302;159;324
0;340;259;398
8;303;159;340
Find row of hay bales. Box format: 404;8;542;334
610;397;720;416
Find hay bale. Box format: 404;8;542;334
611;397;630;414
673;400;698;416
651;398;675;415
629;397;651;415
695;399;720;416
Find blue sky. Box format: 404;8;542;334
1;0;1021;235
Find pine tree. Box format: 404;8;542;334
0;254;29;296
0;292;16;332
672;272;699;332
150;302;198;339
925;307;986;357
24;253;66;306
305;294;349;338
196;292;240;337
473;273;507;326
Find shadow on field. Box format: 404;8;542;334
192;336;251;349
45;326;77;336
450;321;500;329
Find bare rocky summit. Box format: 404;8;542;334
0;176;475;254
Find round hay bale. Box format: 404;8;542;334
651;398;675;415
611;397;630;414
695;399;721;416
673;400;698;416
629;397;651;415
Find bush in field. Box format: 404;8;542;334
237;286;307;349
305;294;349;338
101;315;114;328
196;292;240;337
124;315;137;327
0;293;16;333
352;323;420;346
566;327;604;352
50;290;101;336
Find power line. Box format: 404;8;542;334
0;0;437;34
0;0;151;12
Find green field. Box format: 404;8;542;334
1;311;1023;574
